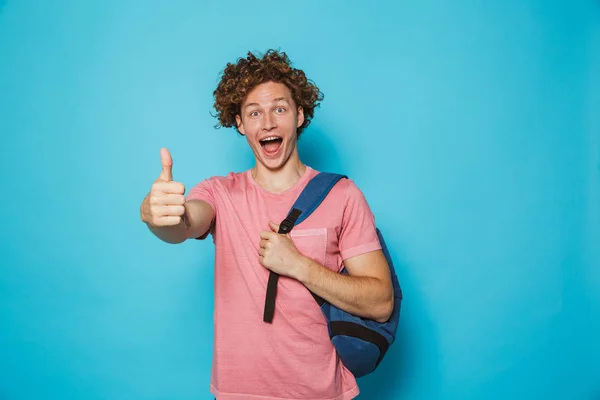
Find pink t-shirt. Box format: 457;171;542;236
186;166;382;400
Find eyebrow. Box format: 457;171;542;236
244;97;290;110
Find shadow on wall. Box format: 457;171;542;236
355;241;442;400
298;125;345;174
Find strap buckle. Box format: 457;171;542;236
278;208;301;234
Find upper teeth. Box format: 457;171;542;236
262;136;279;141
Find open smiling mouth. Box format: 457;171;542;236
259;136;283;155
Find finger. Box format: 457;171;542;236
259;230;275;240
152;216;181;227
258;248;265;257
153;181;186;195
156;205;185;217
149;193;186;206
258;255;267;267
269;221;280;232
159;148;173;182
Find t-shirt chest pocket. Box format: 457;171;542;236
290;228;328;267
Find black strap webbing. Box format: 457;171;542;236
263;209;302;323
311;292;325;306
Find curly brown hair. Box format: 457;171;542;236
212;49;324;137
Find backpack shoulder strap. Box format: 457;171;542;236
277;172;348;234
263;172;347;323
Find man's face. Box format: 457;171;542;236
236;81;305;171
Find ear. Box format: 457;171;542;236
236;114;245;135
296;106;305;129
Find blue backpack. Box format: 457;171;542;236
263;172;403;378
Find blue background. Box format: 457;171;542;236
1;1;599;399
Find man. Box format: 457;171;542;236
140;50;394;400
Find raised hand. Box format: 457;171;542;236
141;148;187;227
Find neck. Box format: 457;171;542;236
252;154;307;194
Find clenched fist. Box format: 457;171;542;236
141;148;188;228
258;221;306;280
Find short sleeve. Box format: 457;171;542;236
186;178;216;240
339;181;382;261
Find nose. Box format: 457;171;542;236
262;112;277;131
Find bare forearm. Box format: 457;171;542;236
146;218;189;244
295;257;393;323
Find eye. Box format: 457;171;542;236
275;107;286;113
249;110;260;117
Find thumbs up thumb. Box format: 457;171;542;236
159;148;173;181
